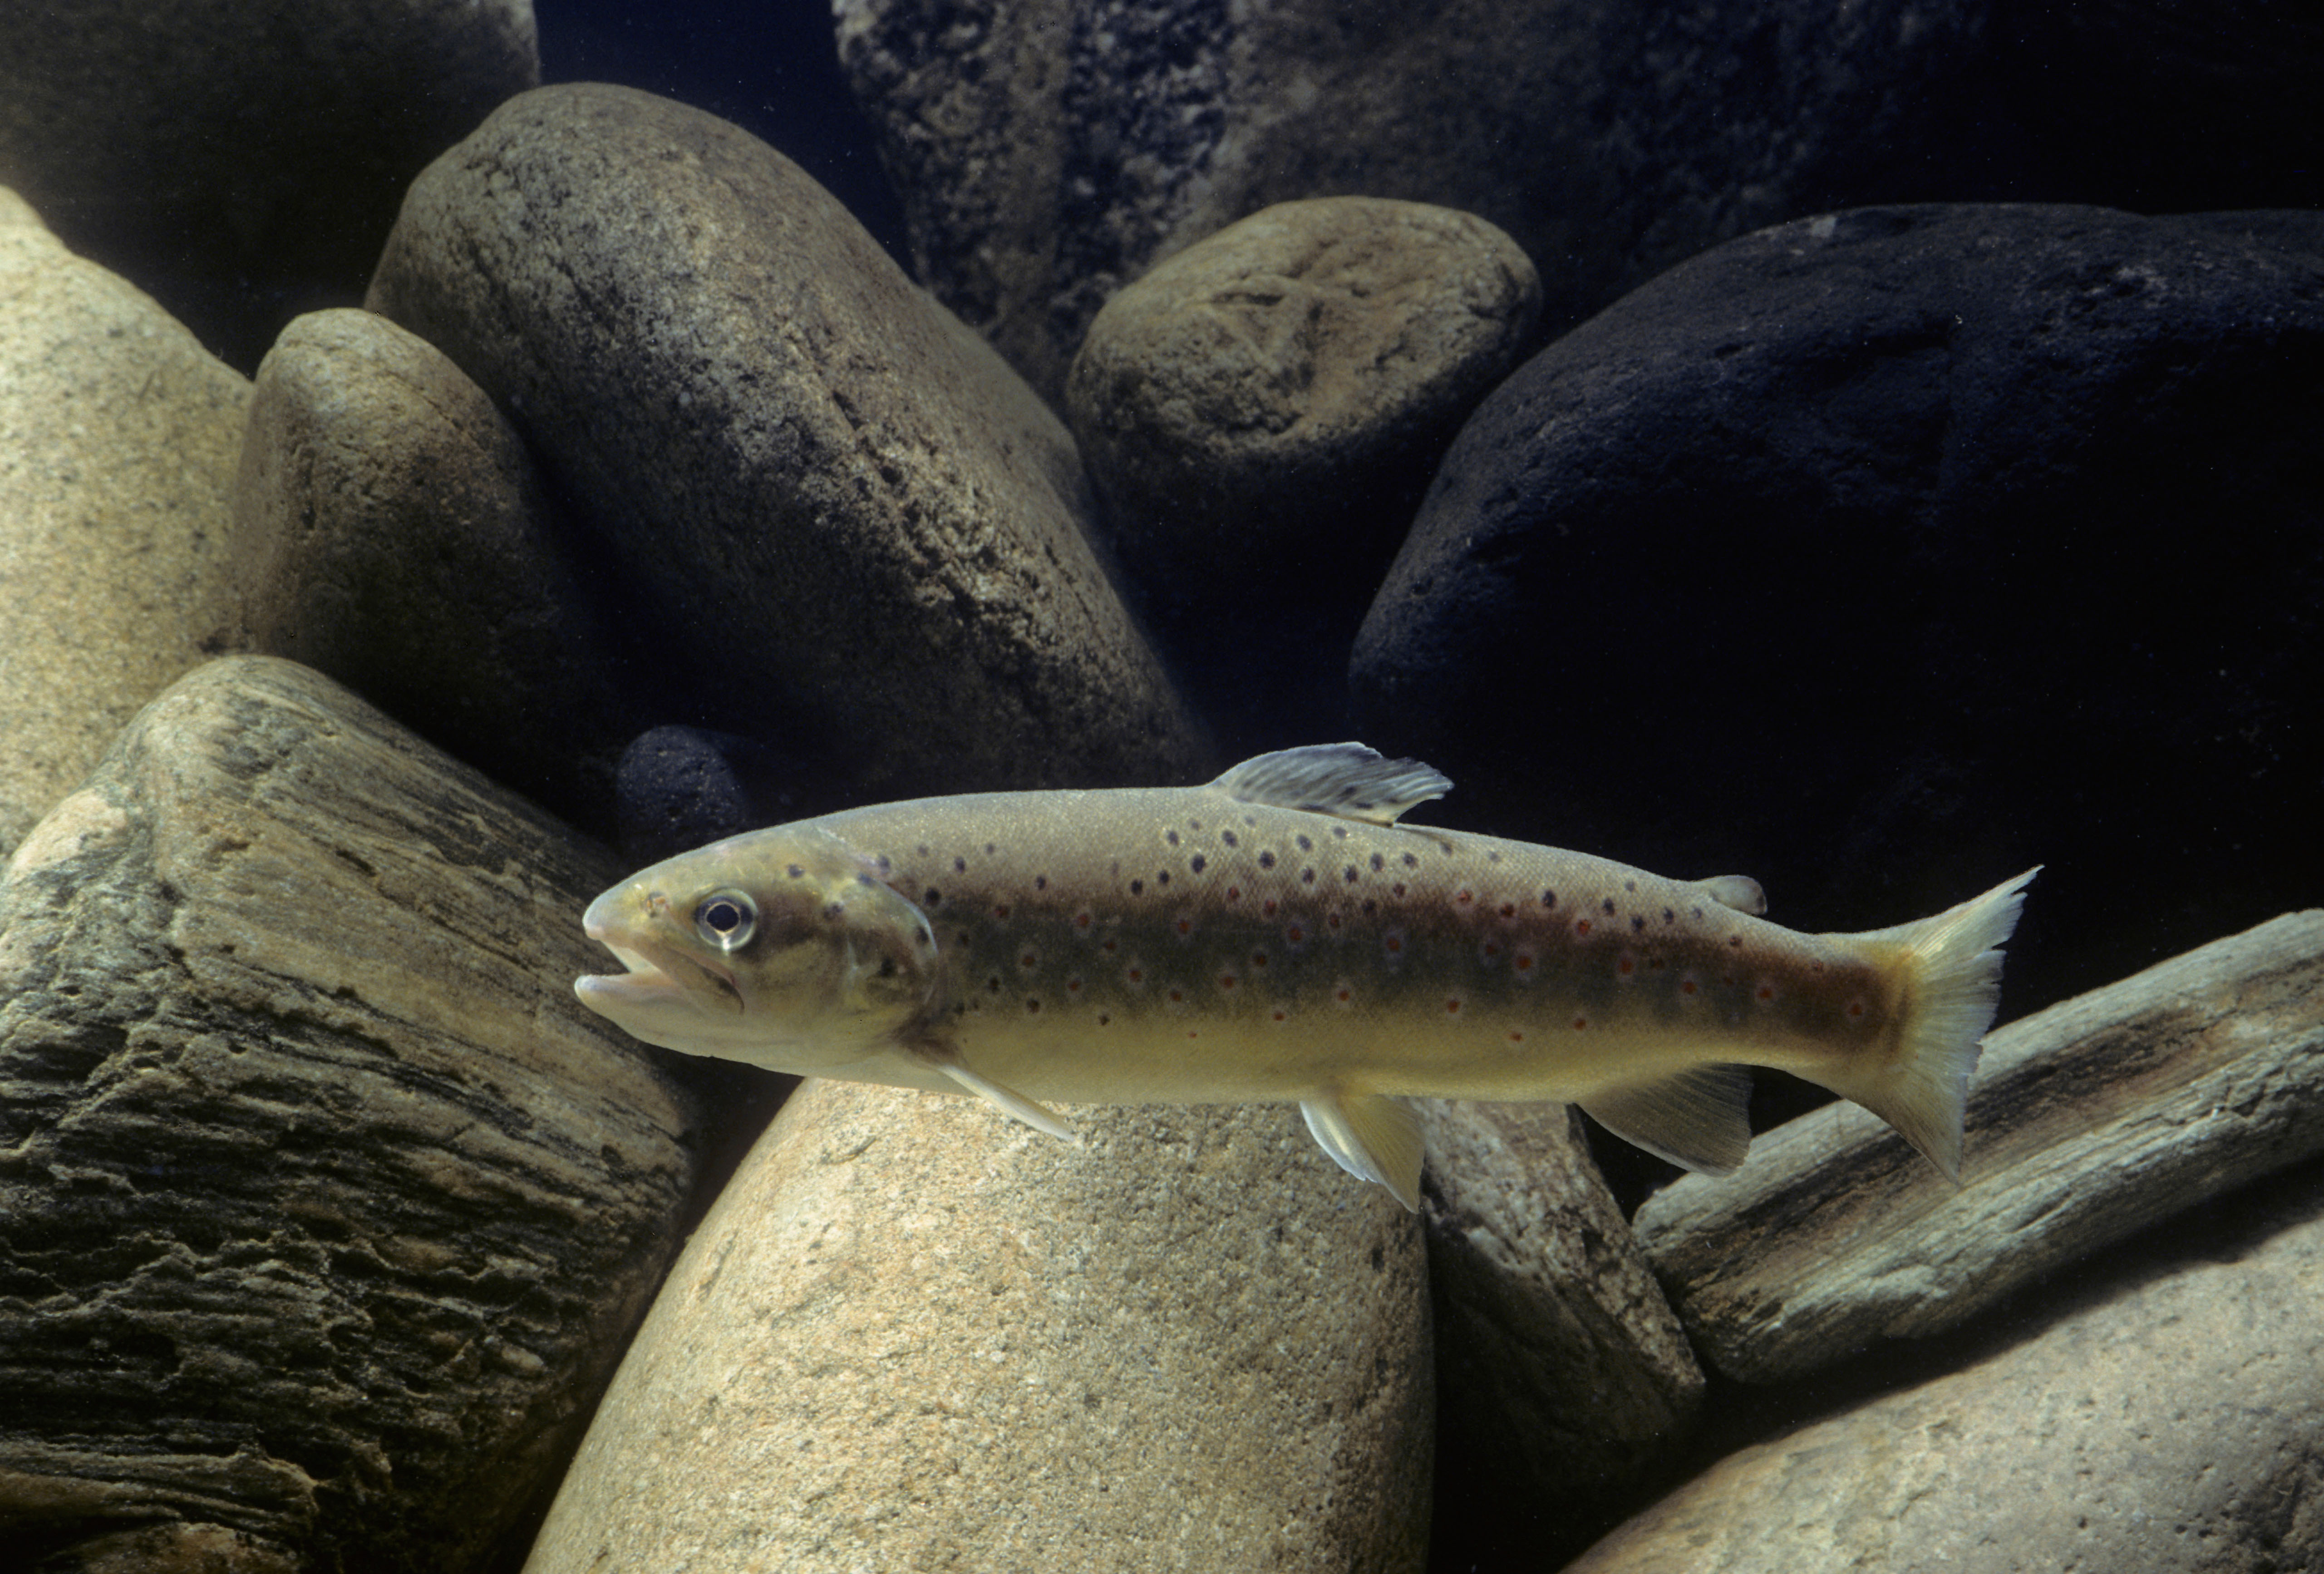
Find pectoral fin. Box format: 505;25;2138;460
936;1061;1077;1141
1300;1089;1427;1210
1579;1065;1755;1174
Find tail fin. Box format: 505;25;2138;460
1820;868;2039;1181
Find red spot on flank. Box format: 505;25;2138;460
1169;988;1184;1002
1128;967;1143;982
1264;899;1279;916
1576;919;1593;937
1515;954;1535;971
1757;984;1775;1002
1328;913;1343;929
1384;935;1403;953
994;904;1011;919
1455;888;1474;905
1288;925;1306;943
1226;885;1241;902
1337;988;1353;1002
1075;912;1092;928
1482;941;1502;957
1176;918;1192;934
1068;978;1083;992
1102;938;1118;952
1682;979;1699;994
1020;953;1036;969
1499;902;1517;918
1252;952;1270;967
1508;1031;1525;1043
1219;975;1237;990
1618;955;1635;976
1272;1009;1287;1021
1849;1000;1867;1018
1446;999;1462;1013
1572;1016;1589;1031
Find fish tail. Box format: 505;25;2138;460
1819;868;2039;1181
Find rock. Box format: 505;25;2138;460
0;0;537;370
1418;1102;1704;1567
223;307;644;836
1565;1163;2324;1574
612;725;814;864
834;0;1983;404
1634;910;2324;1384
0;655;720;1573
523;1078;1433;1574
0;189;248;855
1066;197;1541;755
369;84;1208;804
1351;204;2324;1016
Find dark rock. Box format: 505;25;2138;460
1418;1102;1703;1569
1352;204;2324;1016
0;656;719;1573
614;725;810;863
1066;197;1540;757
0;0;537;371
369;84;1208;805
225;308;646;837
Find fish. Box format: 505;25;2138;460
576;743;2035;1209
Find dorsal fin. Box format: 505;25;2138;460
1210;743;1451;826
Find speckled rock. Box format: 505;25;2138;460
1352;203;2324;1018
0;188;248;855
1635;910;2324;1384
0;0;537;370
224;307;644;834
369;84;1208;805
1418;1102;1704;1568
1066;197;1540;753
841;0;2323;406
0;656;719;1573
1566;1163;2324;1574
524;1079;1432;1574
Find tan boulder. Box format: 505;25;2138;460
0;190;248;854
525;1079;1433;1573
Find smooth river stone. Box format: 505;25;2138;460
524;1079;1433;1574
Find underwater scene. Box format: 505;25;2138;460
1;1;2319;1569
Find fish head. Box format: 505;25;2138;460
575;826;939;1072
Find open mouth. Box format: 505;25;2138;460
576;891;743;1015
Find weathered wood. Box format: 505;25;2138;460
0;656;716;1571
1635;911;2324;1382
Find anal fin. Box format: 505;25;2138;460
935;1061;1077;1141
1300;1089;1426;1210
1579;1065;1755;1174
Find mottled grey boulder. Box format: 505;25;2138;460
1067;197;1539;753
1352;203;2324;1016
1566;1166;2324;1574
226;307;644;836
0;656;718;1573
0;0;537;369
0;189;248;855
841;1;2322;406
1418;1102;1703;1568
524;1079;1432;1574
369;84;1207;804
1635;910;2324;1383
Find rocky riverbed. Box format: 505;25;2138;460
4;5;2320;1572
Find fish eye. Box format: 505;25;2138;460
693;889;758;951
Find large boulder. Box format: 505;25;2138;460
0;656;721;1572
369;84;1207;804
1352;204;2324;1016
0;189;248;854
523;1079;1433;1574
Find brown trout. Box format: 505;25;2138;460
576;745;2034;1208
